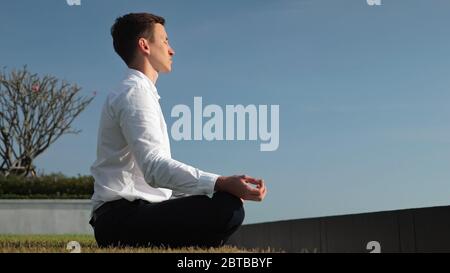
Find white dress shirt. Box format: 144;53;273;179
90;68;219;213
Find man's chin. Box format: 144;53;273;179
159;66;172;73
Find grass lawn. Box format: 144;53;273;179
0;235;268;253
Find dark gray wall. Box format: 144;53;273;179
227;205;450;253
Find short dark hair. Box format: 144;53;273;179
111;12;165;66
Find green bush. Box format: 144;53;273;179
0;173;93;199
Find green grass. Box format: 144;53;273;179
0;235;270;253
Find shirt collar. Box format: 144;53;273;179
127;68;161;100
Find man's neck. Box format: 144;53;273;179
128;62;159;85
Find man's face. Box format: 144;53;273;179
147;23;175;73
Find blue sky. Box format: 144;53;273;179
1;0;450;224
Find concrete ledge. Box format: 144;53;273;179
0;199;92;234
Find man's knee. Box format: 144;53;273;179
212;192;245;232
227;202;245;230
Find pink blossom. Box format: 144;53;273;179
32;84;40;93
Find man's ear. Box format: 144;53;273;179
138;38;151;55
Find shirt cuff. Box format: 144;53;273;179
198;170;220;195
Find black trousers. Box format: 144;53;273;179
90;191;245;248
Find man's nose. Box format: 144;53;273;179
169;46;175;56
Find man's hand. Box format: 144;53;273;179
214;175;267;202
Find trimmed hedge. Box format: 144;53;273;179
0;173;93;199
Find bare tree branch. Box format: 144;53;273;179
0;66;95;176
